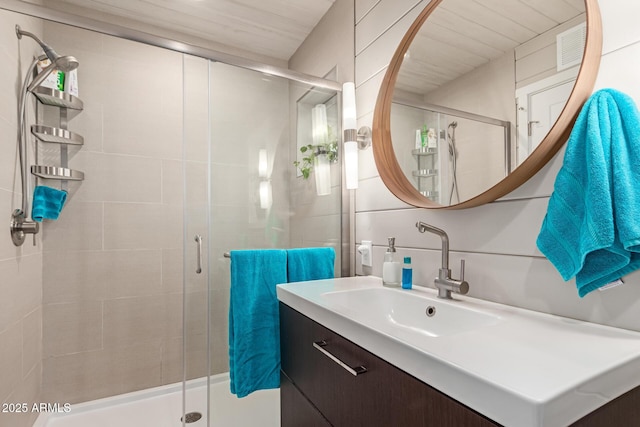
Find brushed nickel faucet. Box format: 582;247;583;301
416;221;469;299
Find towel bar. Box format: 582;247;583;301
224;252;230;258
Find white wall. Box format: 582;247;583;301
0;9;44;427
354;0;640;332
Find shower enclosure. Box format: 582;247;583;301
391;99;511;205
2;7;343;427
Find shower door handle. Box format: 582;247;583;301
195;235;202;274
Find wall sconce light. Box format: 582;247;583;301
342;82;372;190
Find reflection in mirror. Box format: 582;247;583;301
391;0;587;206
296;85;339;196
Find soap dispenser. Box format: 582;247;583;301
382;237;402;287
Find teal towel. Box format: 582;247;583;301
537;89;640;297
229;249;287;398
228;247;336;397
32;185;67;222
287;247;336;282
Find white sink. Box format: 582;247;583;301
321;287;500;338
276;276;640;427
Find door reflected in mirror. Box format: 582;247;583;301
386;0;595;207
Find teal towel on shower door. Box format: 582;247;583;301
228;249;287;398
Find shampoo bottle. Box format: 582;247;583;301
382;237;401;287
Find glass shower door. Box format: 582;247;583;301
206;61;341;426
182;54;212;426
181;56;342;427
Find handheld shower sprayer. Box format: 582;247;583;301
15;25;79;91
447;121;458;157
447;121;460;204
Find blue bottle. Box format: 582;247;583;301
402;256;412;289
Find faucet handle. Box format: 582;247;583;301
458;259;469;295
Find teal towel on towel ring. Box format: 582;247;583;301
537;89;640;297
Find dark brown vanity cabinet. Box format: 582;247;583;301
279;303;498;427
279;303;640;427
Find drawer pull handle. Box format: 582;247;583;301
313;340;367;376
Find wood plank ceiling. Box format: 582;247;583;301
42;0;336;62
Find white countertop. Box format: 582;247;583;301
276;276;640;427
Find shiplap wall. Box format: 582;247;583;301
354;0;640;332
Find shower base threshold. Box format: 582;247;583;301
33;373;280;427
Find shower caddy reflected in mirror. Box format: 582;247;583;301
400;104;510;205
10;25;84;246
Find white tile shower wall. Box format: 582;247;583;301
39;21;190;404
0;9;43;427
0;11;43;427
354;0;640;332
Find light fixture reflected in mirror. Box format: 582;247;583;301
258;148;268;178
312;104;329;145
259;180;272;210
314;147;331;196
312;104;332;195
258;148;271;208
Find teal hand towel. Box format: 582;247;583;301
537;89;640;297
287;247;335;282
32;185;67;222
228;249;287;398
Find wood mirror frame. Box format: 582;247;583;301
372;0;603;209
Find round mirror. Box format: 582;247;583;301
372;0;602;209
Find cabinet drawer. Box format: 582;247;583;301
281;371;331;427
279;303;497;427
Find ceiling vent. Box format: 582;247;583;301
556;22;587;71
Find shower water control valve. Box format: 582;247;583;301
10;209;39;247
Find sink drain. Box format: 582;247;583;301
181;412;202;423
425;306;436;317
